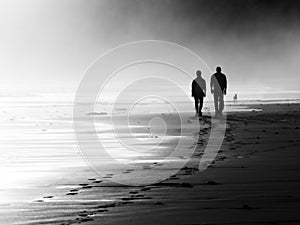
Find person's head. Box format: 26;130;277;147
216;66;222;73
196;70;202;78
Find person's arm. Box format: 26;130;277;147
210;76;214;94
191;80;195;97
224;75;227;95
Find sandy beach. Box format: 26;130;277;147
92;103;300;225
0;101;299;225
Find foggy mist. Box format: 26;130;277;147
0;0;299;95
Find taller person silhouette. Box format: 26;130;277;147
210;66;227;116
192;70;206;117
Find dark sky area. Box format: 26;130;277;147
0;0;299;94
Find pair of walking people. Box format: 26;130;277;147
191;66;227;117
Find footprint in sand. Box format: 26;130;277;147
206;180;218;185
121;195;152;201
76;217;94;222
132;194;145;198
217;156;227;161
169;175;179;180
141;187;152;191
154;201;164;205
70;189;78;192
163;182;193;188
155;163;164;166
78;211;92;217
43;196;54;199
179;183;193;188
182;171;192;176
239;204;258;210
152;162;164;167
195;152;204;157
97;203;117;209
97;209;109;213
121;197;135;201
81;185;92;189
92;180;102;184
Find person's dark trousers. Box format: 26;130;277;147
213;92;224;115
194;96;204;115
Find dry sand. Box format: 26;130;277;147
2;103;300;225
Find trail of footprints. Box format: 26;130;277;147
36;163;205;225
37;117;218;224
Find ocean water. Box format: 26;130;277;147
0;96;82;204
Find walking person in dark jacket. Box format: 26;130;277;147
192;70;206;117
210;66;227;116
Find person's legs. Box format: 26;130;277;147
219;94;224;114
199;96;204;116
198;96;203;116
214;93;219;115
194;97;199;115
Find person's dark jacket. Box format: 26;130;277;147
192;77;206;98
210;72;227;94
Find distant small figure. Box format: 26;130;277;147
233;94;238;104
210;66;227;116
192;70;206;117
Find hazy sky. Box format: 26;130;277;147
0;0;299;95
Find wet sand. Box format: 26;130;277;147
1;103;300;225
88;103;300;225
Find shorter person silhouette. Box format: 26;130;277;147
192;70;206;117
210;66;227;116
